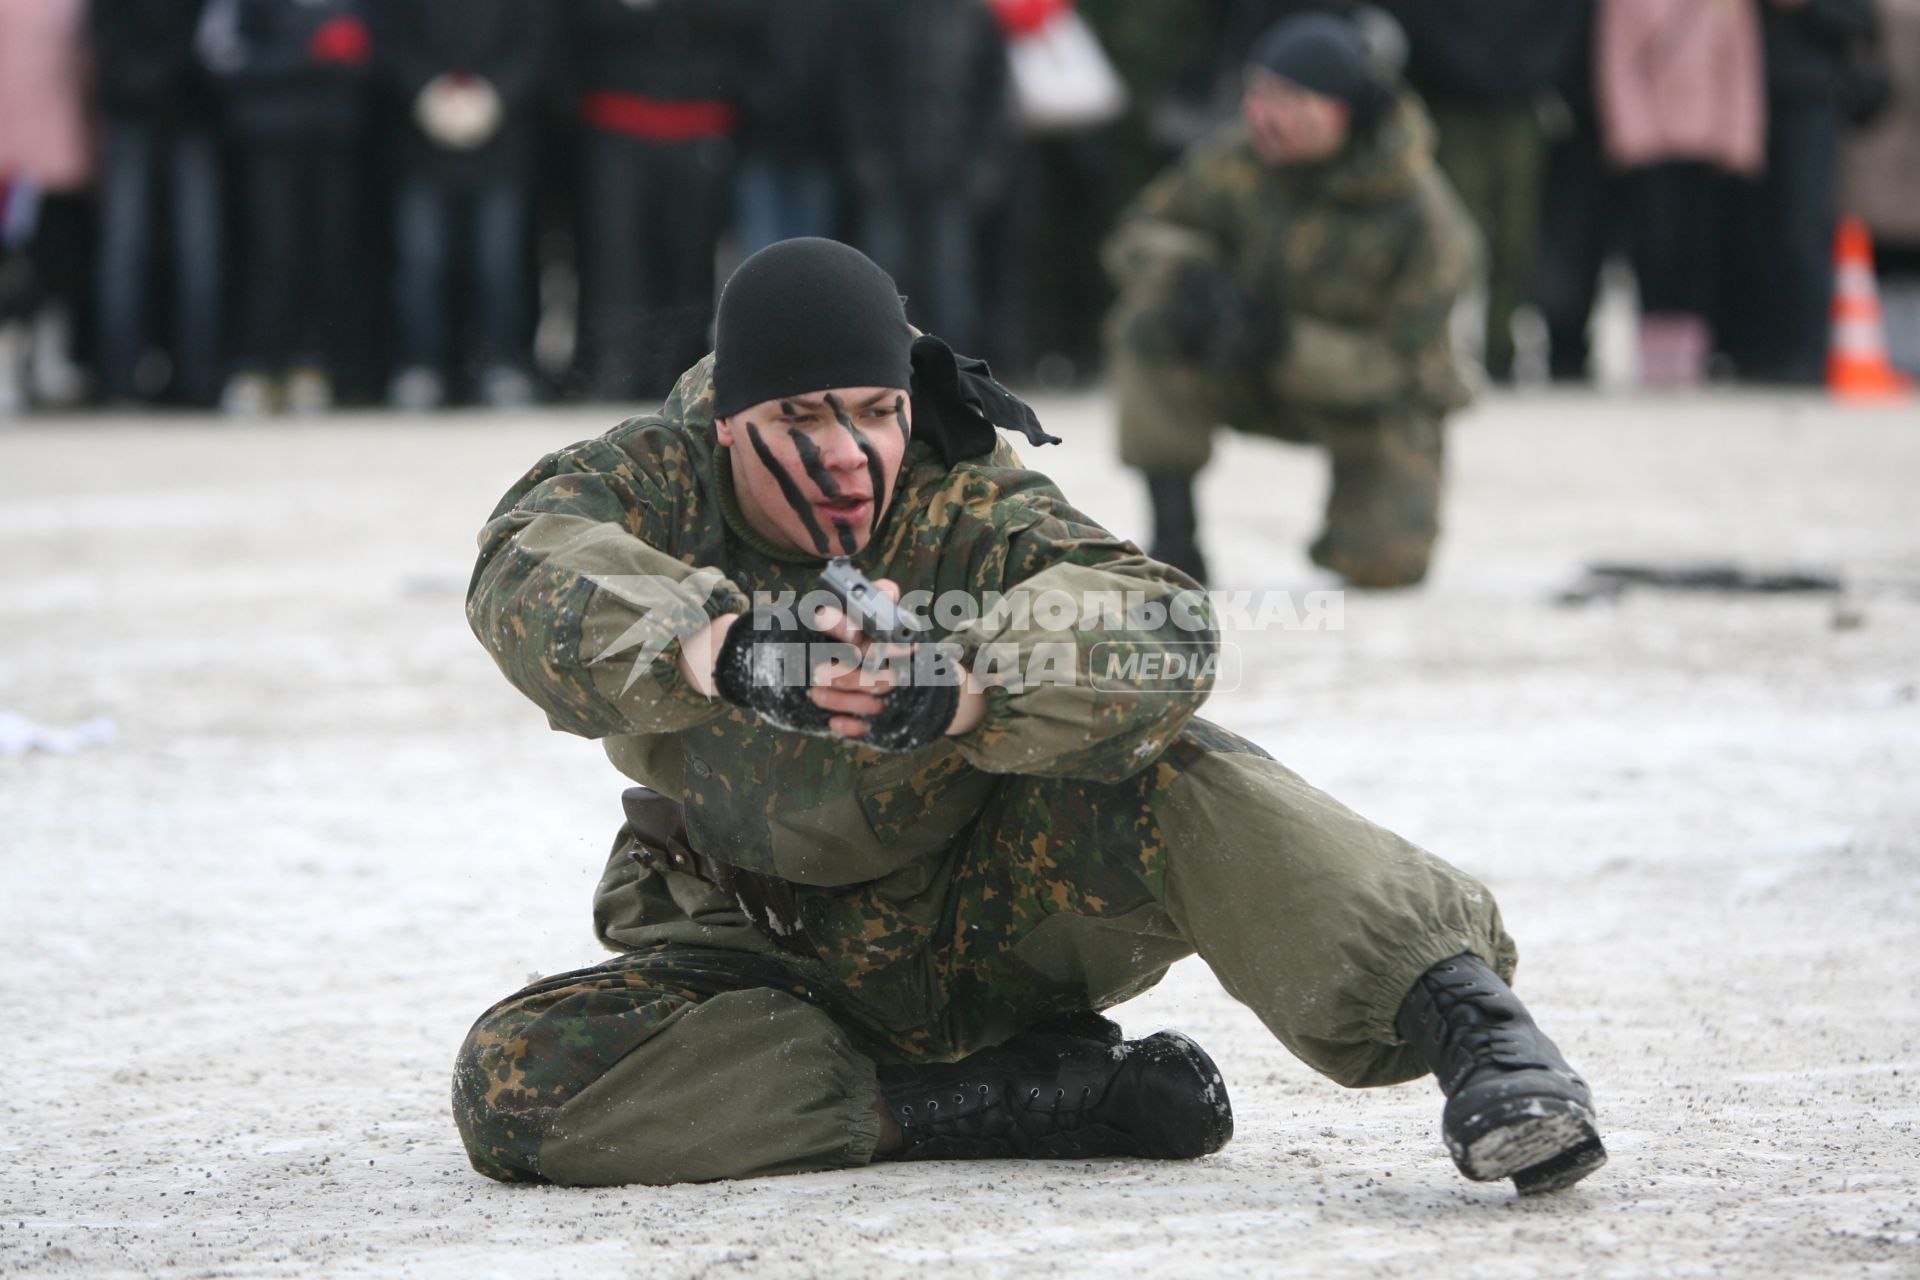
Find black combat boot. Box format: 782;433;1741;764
1145;471;1209;586
1395;954;1607;1195
876;1021;1233;1162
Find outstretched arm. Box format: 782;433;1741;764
467;422;747;739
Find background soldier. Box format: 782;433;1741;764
453;238;1602;1194
1104;12;1478;588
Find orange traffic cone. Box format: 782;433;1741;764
1828;216;1914;401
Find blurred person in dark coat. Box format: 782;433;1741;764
1531;0;1627;382
198;0;375;414
992;0;1240;385
840;0;1011;355
567;0;752;403
91;0;225;408
1719;0;1881;385
378;0;555;410
1078;0;1224;201
1379;0;1583;382
978;0;1124;386
1841;0;1920;375
731;0;849;257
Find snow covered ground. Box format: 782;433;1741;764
2;389;1916;1279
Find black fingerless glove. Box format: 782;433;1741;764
859;662;961;754
713;615;962;752
711;610;837;736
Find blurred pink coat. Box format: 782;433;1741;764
0;0;92;190
1596;0;1765;176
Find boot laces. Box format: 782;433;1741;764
898;1081;999;1143
1019;1081;1098;1141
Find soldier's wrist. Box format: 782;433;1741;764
677;612;740;699
945;685;988;737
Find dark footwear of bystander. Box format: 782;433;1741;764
1395;954;1607;1195
1144;471;1210;587
877;1024;1233;1163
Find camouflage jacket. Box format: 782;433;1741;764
1104;94;1479;414
468;356;1216;887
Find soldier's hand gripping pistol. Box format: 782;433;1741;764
817;557;961;753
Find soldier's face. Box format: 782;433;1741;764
1242;71;1351;166
715;386;913;558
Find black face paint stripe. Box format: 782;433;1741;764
827;393;890;536
832;518;857;555
787;426;842;500
745;419;830;555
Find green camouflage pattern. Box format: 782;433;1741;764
1103;93;1480;425
1313;407;1445;588
457;346;1513;1186
452;944;831;1182
1100;95;1474;586
797;725;1257;1054
453;722;1276;1182
1107;339;1448;586
461;376;1249;1181
469;353;1217;885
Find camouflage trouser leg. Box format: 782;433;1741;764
449;756;1204;1188
1107;309;1306;474
1108;329;1446;587
451;943;883;1187
454;724;1512;1185
1312;407;1446;588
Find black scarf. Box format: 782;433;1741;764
908;336;1061;466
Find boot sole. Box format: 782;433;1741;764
1451;1095;1607;1194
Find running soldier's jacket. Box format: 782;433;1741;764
468;355;1215;886
1103;94;1478;414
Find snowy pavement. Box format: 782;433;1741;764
2;389;1917;1279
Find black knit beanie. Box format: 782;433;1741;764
1247;13;1390;129
712;238;915;419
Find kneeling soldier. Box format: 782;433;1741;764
454;237;1603;1194
1105;13;1479;588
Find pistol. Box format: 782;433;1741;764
819;557;926;645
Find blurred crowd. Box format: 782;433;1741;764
1;0;1917;416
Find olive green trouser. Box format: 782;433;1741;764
1110;339;1446;588
1430;103;1545;381
452;725;1514;1186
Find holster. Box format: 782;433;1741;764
620;786;814;959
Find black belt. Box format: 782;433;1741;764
620;786;815;959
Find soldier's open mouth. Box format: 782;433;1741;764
818;496;871;515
